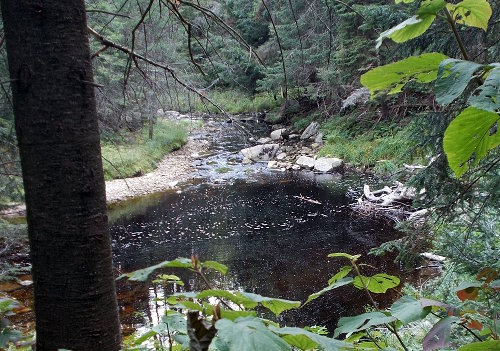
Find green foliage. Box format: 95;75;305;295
446;0;492;31
435;59;483;105
101;120;188;180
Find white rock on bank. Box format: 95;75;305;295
292;164;301;171
300;121;320;140
270;128;287;140
314;157;343;173
267;161;279;169
257;137;273;144
296;155;316;169
276;152;287;160
241;144;279;162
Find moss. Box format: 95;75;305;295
215;166;232;174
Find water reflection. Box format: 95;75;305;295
110;172;403;334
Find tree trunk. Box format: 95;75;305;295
0;1;122;350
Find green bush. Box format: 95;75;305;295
101;120;188;180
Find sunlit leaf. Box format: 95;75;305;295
197;289;257;308
236;292;300;316
391;296;431;324
216;317;291;351
202;261;228;275
377;0;445;48
328;266;352;285
458;340;500;351
423;316;458;351
117;258;192;281
334;312;396;337
376;15;435;49
446;0;492;31
395;0;416;3
435;59;483;105
443;107;500;177
361;53;448;96
469;67;500;112
352;274;400;293
305;277;353;305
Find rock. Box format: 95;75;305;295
272;124;285;130
168;181;179;187
289;134;300;140
267;161;279;169
314;132;324;144
296;156;316;169
292;164;301;171
191;152;201;159
301;146;313;154
311;143;320;149
314;157;344;173
241;144;279;162
340;87;370;114
300;121;320;140
276;152;287;160
242;157;253;164
270;128;287;140
257;137;272;144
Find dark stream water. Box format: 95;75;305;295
109;117;404;336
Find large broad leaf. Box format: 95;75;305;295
376;15;435;49
435;59;483;105
202;261;228;275
390;296;431;324
446;0;492;31
271;326;350;351
376;0;445;48
423;316;458;351
361;53;449;96
236;292;300;316
395;0;416;3
305;277;353;305
118;258;192;281
352;274;400;293
458;340;500;351
327;252;361;261
469;67;500;112
443;107;500;177
215;317;291;351
334;312;396;337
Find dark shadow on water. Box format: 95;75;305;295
110;172;404;334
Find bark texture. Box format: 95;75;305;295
0;1;122;350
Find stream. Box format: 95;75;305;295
109;116;405;336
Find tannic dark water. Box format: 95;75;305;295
109;171;403;335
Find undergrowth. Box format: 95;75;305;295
319;110;430;172
101;120;188;180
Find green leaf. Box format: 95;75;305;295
423;316;459;351
469;67;500;112
215;317;291;351
334;312;397;337
446;0;492;31
152;274;184;286
327;252;361;261
395;0;416;3
272;326;350;351
236;292;300;316
219;309;257;321
376;15;435;49
443;107;500;177
352;274;400;293
328;266;352;285
435;59;483;105
202;261;228;275
391;296;431;324
459;340;500;351
361;53;449;96
197;289;257;308
118;258;192;281
161;312;187;333
377;0;445;48
305;277;353;305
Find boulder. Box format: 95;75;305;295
314;132;324;144
241;144;279;162
242;157;253;164
276;152;287;160
300;121;320;140
296;156;316;169
257;137;272;144
270;128;287;140
314;157;344;173
289;134;300;140
301;146;313;154
267;161;279;169
292;164;301;171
